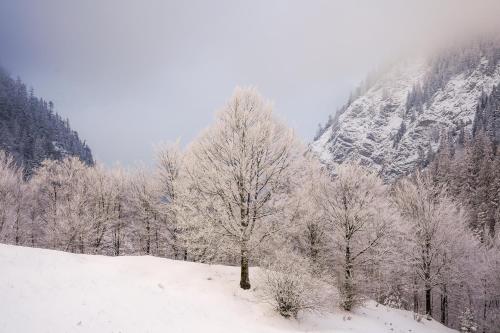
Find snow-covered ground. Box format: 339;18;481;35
0;244;456;333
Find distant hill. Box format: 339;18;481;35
0;67;93;174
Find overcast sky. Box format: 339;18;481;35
0;0;499;165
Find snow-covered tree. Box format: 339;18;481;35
184;87;302;289
287;154;331;275
459;307;477;333
155;142;187;259
0;150;27;244
31;157;91;252
315;162;394;310
392;172;474;318
107;167;131;256
129;168;165;255
84;164;130;254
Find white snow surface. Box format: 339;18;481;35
311;56;500;180
0;244;456;333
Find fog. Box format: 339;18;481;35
0;0;499;165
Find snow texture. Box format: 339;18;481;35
0;244;457;333
312;56;500;180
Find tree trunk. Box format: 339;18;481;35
440;285;448;325
343;243;354;311
145;219;151;255
240;240;251;290
14;211;20;245
425;287;432;317
424;238;432;318
113;226;120;256
413;275;419;314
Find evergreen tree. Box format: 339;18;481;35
0;66;93;175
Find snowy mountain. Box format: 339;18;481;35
312;39;500;180
0;67;93;174
0;244;456;333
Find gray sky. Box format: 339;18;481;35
0;0;499;165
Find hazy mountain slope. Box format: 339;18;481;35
0;67;93;174
0;244;456;333
312;39;500;180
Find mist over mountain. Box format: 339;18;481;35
312;37;500;180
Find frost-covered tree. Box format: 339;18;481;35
287;155;331;275
31;157;91;252
0;150;27;244
129;168;165;255
84;164;130;254
185;87;301;289
392;172;473;318
315;162;393;310
459;307;477;333
155;142;187;260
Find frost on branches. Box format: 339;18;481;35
184;87;303;289
313;163;394;310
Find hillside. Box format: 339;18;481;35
0;67;93;174
312;39;500;180
0;244;456;333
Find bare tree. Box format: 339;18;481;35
314;162;393;310
0;151;26;244
392;172;474;319
185;87;301;289
155;142;187;259
31;157;91;252
129;168;164;255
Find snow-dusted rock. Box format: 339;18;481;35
312;43;500;180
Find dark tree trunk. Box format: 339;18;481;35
343;243;354;311
440;285;448;325
14;213;20;245
425;287;432;317
145;219;151;255
424;237;432;318
113;228;120;256
240;241;251;290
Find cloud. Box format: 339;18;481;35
0;0;498;165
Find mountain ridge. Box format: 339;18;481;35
312;39;500;180
0;66;93;174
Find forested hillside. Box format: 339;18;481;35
429;82;500;241
0;67;93;174
312;37;500;180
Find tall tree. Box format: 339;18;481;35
314;162;393;310
185;87;301;289
393;172;472;318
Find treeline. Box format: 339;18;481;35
0;88;498;332
0;67;93;175
429;82;500;242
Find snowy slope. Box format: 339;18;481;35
312;44;500;180
0;244;456;333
